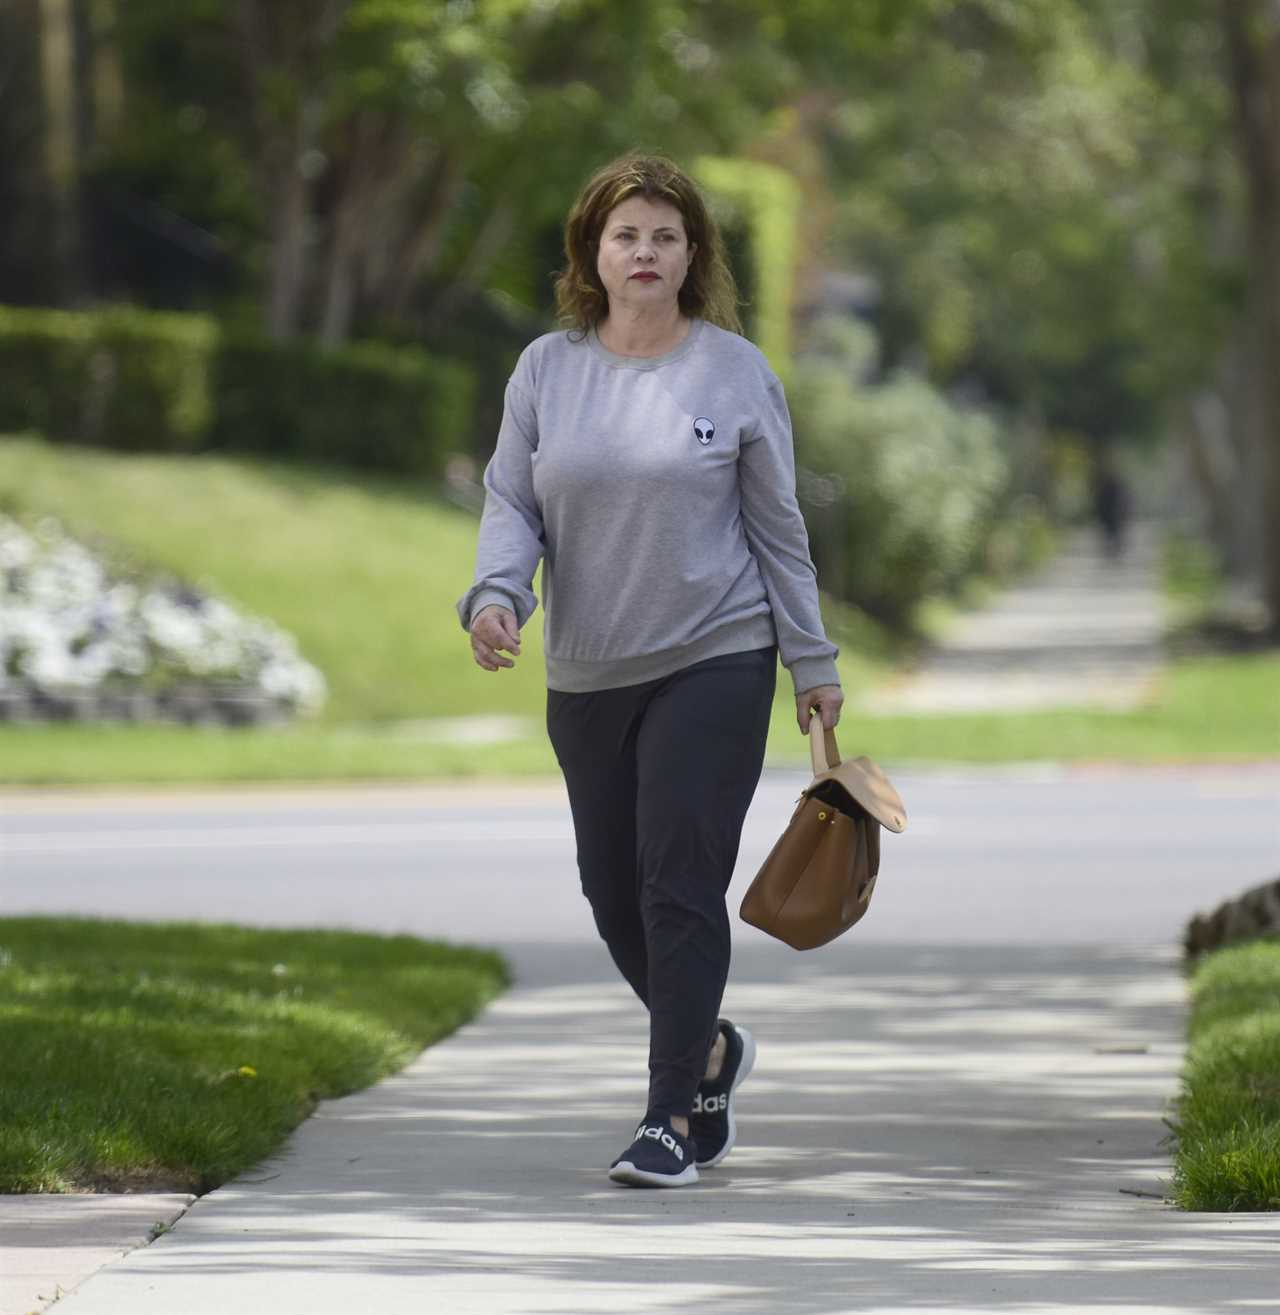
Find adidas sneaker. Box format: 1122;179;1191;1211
608;1112;699;1188
691;1019;755;1168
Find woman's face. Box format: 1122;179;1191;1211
595;195;697;316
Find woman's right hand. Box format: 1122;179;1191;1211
469;604;521;671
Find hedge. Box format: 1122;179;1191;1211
0;304;473;477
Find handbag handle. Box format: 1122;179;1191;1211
807;712;841;776
804;712;909;834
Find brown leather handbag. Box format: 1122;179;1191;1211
740;716;908;949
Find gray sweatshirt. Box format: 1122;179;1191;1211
456;317;840;695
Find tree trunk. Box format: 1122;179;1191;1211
266;92;323;341
363;147;464;323
88;0;124;145
236;0;350;342
317;122;370;347
319;198;360;347
38;0;83;305
1182;391;1235;562
423;199;516;332
1221;0;1280;631
319;113;418;346
1221;303;1268;583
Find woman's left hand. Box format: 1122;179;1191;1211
796;684;844;734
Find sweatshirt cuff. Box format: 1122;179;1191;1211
788;655;841;697
463;588;517;630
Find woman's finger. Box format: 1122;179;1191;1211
471;639;513;671
795;687;843;733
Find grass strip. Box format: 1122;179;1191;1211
0;650;1276;786
0;917;508;1194
1171;940;1280;1211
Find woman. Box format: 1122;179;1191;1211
457;152;843;1188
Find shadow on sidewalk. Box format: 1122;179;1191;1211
54;944;1280;1315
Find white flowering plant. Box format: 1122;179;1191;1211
0;514;326;718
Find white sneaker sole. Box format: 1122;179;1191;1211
608;1160;700;1188
697;1024;756;1169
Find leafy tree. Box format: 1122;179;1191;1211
819;3;1232;439
11;0;1277;624
82;0;936;342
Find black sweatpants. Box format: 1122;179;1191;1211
546;645;777;1118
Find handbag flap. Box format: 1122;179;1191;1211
805;722;908;834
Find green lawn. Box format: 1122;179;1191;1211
0;917;507;1194
1172;940;1280;1211
1;431;1277;785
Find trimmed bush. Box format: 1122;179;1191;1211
791;315;1017;627
0;307;99;442
0;304;473;477
210;336;472;475
89;307;218;452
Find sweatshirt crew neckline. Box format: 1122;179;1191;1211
586;317;704;370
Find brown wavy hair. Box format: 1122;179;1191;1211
554;153;742;336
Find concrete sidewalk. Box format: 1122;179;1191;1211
865;523;1168;714
28;941;1280;1315
0;1195;193;1315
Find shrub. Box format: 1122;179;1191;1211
0;304;473;477
87;306;218;452
0;307;98;441
791;315;1020;627
210;337;472;476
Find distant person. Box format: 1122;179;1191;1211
1092;452;1131;561
456;152;842;1187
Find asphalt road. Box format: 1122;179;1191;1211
2;764;1277;956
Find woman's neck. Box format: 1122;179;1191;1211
596;307;690;358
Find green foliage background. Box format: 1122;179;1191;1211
0;0;1272;637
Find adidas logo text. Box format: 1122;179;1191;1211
635;1123;684;1162
693;1092;727;1114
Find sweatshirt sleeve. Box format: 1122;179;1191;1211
739;378;840;695
455;377;544;631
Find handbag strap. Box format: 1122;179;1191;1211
808;713;841;775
